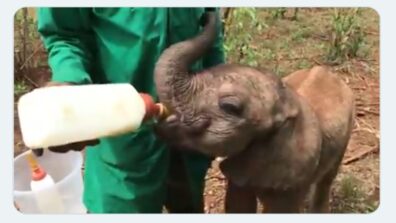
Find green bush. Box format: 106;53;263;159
223;8;267;67
270;8;287;19
326;8;366;64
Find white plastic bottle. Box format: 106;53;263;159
18;83;168;149
26;151;65;214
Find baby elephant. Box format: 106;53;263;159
154;11;355;213
220;66;355;213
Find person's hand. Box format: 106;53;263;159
32;139;100;156
31;82;100;156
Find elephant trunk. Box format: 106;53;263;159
154;11;218;112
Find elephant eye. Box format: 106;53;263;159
218;96;243;116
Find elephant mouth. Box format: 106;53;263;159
155;113;210;145
170;110;212;136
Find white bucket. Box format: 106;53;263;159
13;150;86;214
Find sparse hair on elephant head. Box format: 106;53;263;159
154;11;300;158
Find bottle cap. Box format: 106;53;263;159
26;151;47;181
31;167;47;181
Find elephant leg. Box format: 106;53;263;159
309;159;342;213
164;149;203;213
225;181;257;213
259;190;305;213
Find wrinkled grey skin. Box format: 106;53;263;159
154;12;355;213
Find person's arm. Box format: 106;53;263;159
202;8;226;68
37;8;94;84
33;8;98;156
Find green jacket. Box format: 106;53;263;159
37;8;224;213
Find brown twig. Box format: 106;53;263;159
363;30;379;36
278;55;321;61
222;8;232;22
22;8;28;66
205;175;226;181
22;74;39;88
352;86;367;90
310;33;329;41
363;109;380;116
353;127;380;140
356;102;379;107
18;42;43;71
357;108;380;116
357;73;370;88
356;116;378;129
313;57;324;65
342;146;379;165
222;8;234;41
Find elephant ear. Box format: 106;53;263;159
272;81;300;130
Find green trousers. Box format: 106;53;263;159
82;127;212;213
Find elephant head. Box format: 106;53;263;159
154;12;300;158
